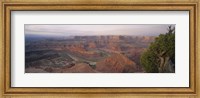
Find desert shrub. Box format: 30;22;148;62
140;26;175;73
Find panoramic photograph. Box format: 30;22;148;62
25;24;175;73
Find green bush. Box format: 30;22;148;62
140;26;175;73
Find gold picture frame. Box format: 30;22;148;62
0;0;199;97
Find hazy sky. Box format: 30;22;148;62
25;24;175;36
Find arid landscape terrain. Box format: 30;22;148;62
25;35;155;73
25;24;175;73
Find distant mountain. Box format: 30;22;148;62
25;34;74;41
25;34;47;41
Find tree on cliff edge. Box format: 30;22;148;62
140;26;175;73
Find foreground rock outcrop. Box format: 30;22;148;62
96;53;137;73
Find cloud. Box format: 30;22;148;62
25;24;175;36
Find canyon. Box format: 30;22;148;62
25;35;155;73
